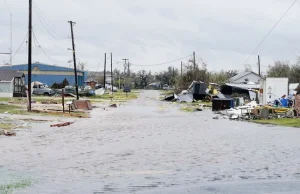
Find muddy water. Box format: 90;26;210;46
1;90;300;194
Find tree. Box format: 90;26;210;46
155;66;178;86
62;78;69;87
267;61;290;77
77;61;87;71
133;70;154;89
289;64;300;83
87;71;104;85
226;70;238;78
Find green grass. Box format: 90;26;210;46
160;90;174;96
193;100;212;106
0;180;32;194
180;106;196;112
253;118;300;128
0;104;88;118
91;90;139;101
0;104;23;114
0;123;16;130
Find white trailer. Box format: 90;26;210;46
259;78;289;105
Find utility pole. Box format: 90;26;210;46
193;51;196;80
27;0;32;111
122;58;128;86
111;52;113;93
128;61;130;77
258;55;261;76
127;61;130;87
118;61;121;89
173;67;175;78
104;53;106;88
68;21;79;100
181;61;183;77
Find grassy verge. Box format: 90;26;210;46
180;106;196;112
160;90;174;96
252;118;300;128
0;104;23;114
0;123;16;130
0;104;88;118
90;90;139;101
0;180;32;194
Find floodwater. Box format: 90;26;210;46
1;90;300;194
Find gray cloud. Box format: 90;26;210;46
0;0;299;73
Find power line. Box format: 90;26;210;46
32;31;65;63
3;0;11;12
132;54;193;67
243;0;298;65
12;33;28;60
32;0;66;40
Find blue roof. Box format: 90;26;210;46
0;63;85;72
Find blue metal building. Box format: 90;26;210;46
0;63;87;87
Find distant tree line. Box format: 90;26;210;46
86;57;300;89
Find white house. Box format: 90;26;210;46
0;70;25;97
229;71;262;84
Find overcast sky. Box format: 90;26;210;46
0;0;299;73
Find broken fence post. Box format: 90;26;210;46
62;88;65;113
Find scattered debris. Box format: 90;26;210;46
20;118;49;122
163;94;175;101
73;100;93;110
230;114;239;120
174;93;194;103
0;130;16;136
109;104;117;108
95;88;106;96
50;122;74;127
41;101;58;104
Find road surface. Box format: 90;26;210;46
1;90;300;194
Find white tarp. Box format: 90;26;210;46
95;88;105;96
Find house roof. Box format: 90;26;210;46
229;71;261;82
225;83;260;89
0;63;86;73
0;70;24;82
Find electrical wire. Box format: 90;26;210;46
32;31;65;63
3;0;11;12
12;33;28;60
131;54;193;66
243;0;298;65
32;0;66;40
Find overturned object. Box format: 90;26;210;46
73;100;93;110
174;93;194;103
109;104;117;108
50;122;74;127
0;130;16;136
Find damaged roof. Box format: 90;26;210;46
0;70;24;82
229;71;261;83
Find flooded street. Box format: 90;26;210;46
1;90;300;194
